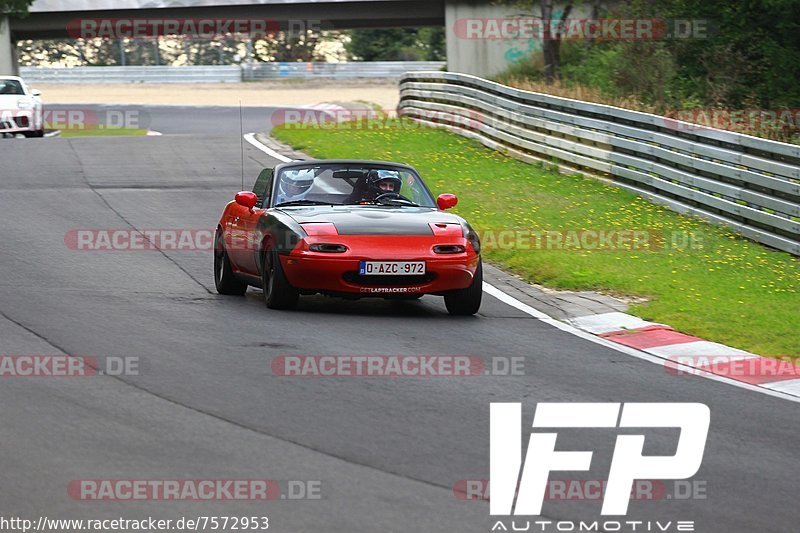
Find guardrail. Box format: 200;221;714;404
242;61;445;81
399;71;800;256
19;62;446;84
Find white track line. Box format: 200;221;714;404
246;132;360;194
244;133;292;163
245;133;800;404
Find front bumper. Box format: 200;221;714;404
0;111;35;134
281;235;480;296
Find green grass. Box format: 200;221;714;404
60;128;149;138
273;122;800;358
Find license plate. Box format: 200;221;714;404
359;261;426;276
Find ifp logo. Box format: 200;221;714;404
490;403;710;516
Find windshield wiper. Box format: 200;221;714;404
375;197;420;207
276;200;336;207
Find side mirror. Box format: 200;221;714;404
31;89;42;97
235;191;258;210
437;193;458;210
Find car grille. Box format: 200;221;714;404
13;116;29;128
343;271;437;286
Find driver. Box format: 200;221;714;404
359;170;402;202
276;169;315;204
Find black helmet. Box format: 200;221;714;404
366;169;402;196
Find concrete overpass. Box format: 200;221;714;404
12;0;446;40
1;0;554;80
1;0;446;75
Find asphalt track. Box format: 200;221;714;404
44;104;284;135
0;107;797;532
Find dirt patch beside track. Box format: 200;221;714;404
34;79;399;110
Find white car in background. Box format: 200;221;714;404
0;76;44;138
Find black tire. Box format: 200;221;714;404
262;249;299;310
444;260;483;316
214;230;247;296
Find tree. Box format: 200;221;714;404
497;0;800;110
252;30;323;62
1;0;34;16
347;29;417;61
540;0;572;83
495;0;578;83
615;0;800;107
416;27;446;61
346;28;445;61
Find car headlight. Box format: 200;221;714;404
16;98;33;110
462;223;481;254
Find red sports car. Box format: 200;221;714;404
214;160;482;315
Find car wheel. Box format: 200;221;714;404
262;249;299;310
444;260;483;316
214;230;247;295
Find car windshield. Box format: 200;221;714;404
0;80;24;95
272;163;436;208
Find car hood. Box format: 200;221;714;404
279;205;464;236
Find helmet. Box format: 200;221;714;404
279;169;315;202
366;169;402;196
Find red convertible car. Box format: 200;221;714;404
214;160;482;315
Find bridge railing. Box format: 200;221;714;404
19;65;242;83
241;61;445;80
399;71;800;256
19;62;446;84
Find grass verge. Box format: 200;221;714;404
273;122;799;358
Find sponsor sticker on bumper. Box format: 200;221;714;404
359;286;423;294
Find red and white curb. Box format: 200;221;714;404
570;312;800;398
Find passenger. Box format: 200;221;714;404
276;170;315;204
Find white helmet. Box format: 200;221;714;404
278;169;315;203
